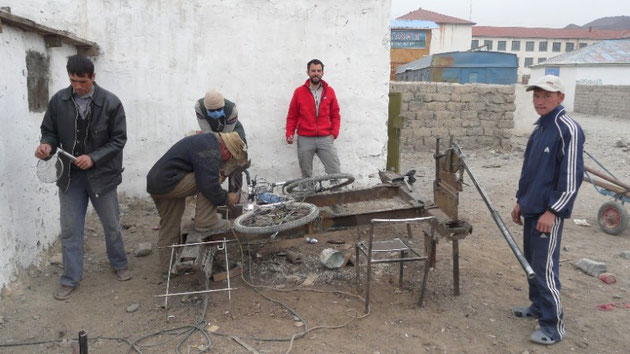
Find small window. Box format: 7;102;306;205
538;57;547;63
511;40;521;51
524;57;534;67
484;40;493;50
566;42;575;52
497;41;506;51
579;42;588;49
525;41;535;51
471;39;479;49
26;50;50;113
552;42;561;52
468;72;479;83
539;41;548;51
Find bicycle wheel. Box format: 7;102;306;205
234;202;319;234
283;173;355;197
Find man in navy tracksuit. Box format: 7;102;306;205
511;75;584;345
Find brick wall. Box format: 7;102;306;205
390;82;516;151
574;85;630;117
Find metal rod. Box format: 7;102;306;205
165;246;175;313
370;216;436;225
155;287;238;298
158;239;237;249
57;148;77;162
451;143;535;280
452;239;460;296
78;330;88;354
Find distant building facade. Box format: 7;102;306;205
472;26;630;83
391;8;475;81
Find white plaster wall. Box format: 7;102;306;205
531;66;577;111
0;0;392;289
513;84;538;136
430;24;472;54
0;25;77;288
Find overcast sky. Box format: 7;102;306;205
391;0;630;28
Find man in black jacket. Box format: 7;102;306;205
147;131;247;275
34;55;131;301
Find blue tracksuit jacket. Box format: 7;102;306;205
516;105;585;219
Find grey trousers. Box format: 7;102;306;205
297;135;341;178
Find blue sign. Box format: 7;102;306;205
392;30;426;48
545;67;560;76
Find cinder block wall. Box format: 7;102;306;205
390;82;516;151
574;85;630;117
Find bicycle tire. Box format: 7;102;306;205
283;173;355;197
234;202;319;234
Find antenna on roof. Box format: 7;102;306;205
469;0;473;21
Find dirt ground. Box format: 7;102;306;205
1;112;630;353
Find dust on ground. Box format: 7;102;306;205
1;113;630;353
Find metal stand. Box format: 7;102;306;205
355;217;437;313
157;238;238;321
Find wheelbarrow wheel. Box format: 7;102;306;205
597;201;629;235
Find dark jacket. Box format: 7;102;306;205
517;105;585;219
146;134;228;207
285;79;341;139
40;83;127;195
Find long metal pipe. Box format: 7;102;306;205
452;143;535;279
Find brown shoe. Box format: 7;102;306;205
54;285;75;300
115;267;132;281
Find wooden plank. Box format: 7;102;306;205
0;10;98;54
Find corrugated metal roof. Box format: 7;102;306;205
396;51;518;73
531;39;630;66
472;26;630;40
390;19;438;30
397;8;475;25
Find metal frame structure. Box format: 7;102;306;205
355;216;437;313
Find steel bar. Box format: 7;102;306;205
158;239;237;249
155;288;238;298
452;143;535;280
453;240;460;296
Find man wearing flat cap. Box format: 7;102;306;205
510;75;584;345
146;131;248;275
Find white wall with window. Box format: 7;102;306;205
531;64;630;111
0;0;392;291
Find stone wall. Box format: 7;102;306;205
574;85;630;117
390;82;516;151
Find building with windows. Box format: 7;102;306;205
529;39;630;112
391;8;474;80
472;27;630;83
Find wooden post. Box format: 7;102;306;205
387;92;406;173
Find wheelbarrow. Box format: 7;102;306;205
583;151;630;235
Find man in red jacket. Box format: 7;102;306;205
286;59;341;177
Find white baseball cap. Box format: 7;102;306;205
526;75;565;94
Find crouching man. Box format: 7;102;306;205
146;131;248;275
